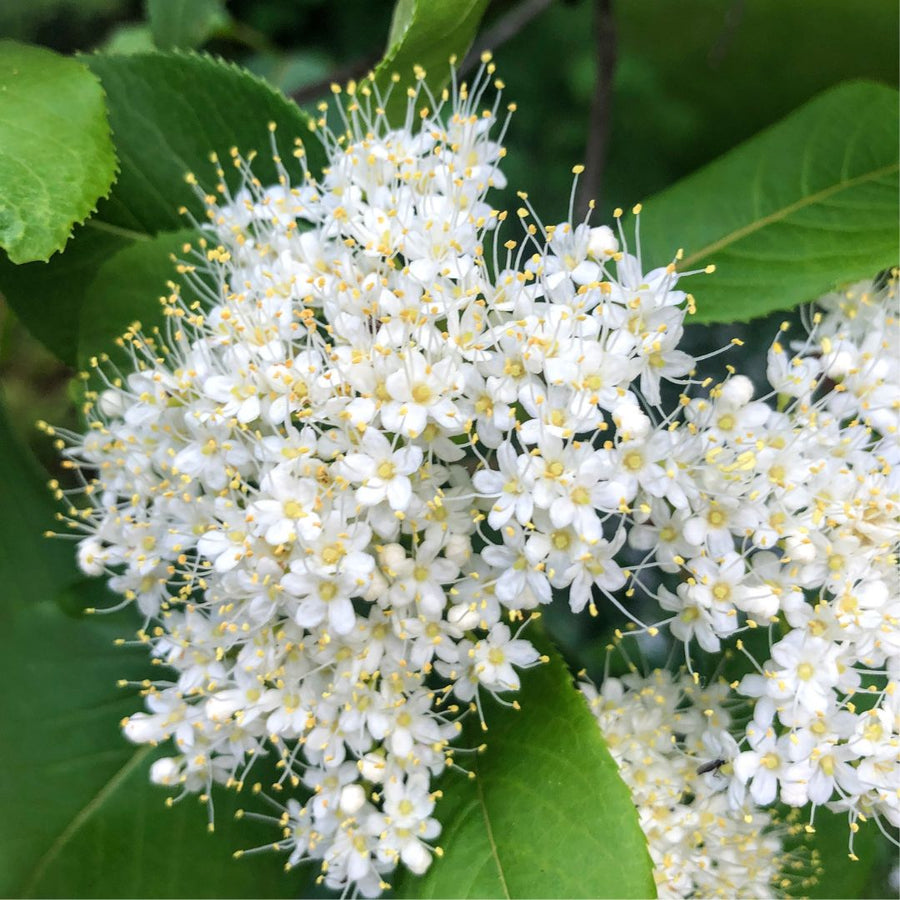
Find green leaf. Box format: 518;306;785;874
148;0;230;50
0;400;311;898
396;639;656;899
0;41;116;263
84;52;325;234
2;51;324;362
0;589;312;898
0;225;129;365
0;401;76;606
374;0;490;115
78;227;199;367
636;80;899;323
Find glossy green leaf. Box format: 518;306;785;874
78;227;199;367
2;51;323;362
0;41;116;263
0;401;311;898
374;0;490;115
396;639;655;899
148;0;229;50
636;80;899;322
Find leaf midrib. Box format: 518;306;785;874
475;761;511;900
21;745;152;896
680;160;899;268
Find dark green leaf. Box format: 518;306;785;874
78;227;199;367
0;400;312;898
0;225;129;365
374;0;490;116
0;41;116;263
0;401;76;607
396;638;656;898
85;52;325;235
636;81;899;322
147;0;229;50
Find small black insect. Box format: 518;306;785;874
696;757;726;775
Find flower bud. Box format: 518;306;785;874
339;783;367;815
587;225;618;259
719;374;754;406
149;756;181;785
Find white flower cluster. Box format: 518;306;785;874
48;51;898;894
591;273;900;842
49;63;702;895
600;274;900;846
581;670;789;898
724;280;900;829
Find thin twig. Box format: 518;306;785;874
288;52;381;107
462;0;558;74
575;0;616;218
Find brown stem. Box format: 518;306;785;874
575;0;616;219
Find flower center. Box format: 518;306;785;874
571;486;591;505
624;450;643;472
321;544;343;565
796;662;815;681
504;358;525;378
707;507;726;528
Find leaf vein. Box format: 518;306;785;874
475;768;511;900
680;161;900;268
21;746;152;896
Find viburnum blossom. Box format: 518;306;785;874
581;669;793;898
45;50;899;896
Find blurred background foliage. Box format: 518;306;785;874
0;2;896;894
